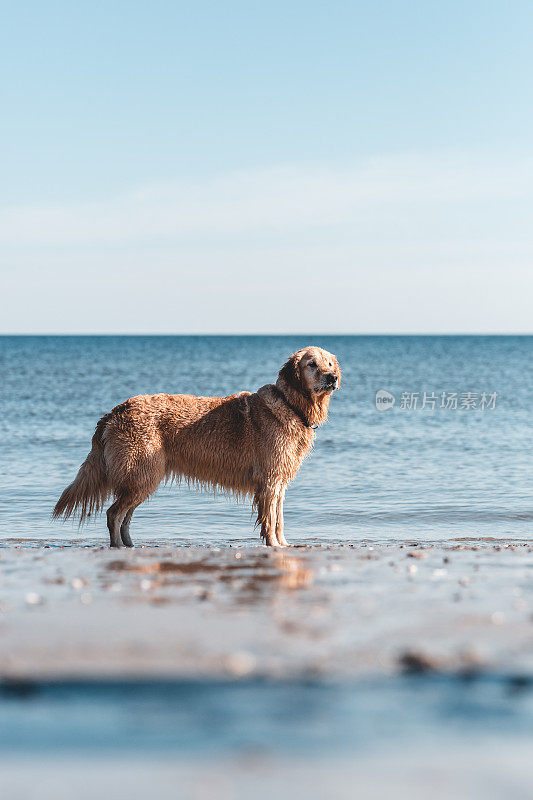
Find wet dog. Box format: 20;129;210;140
53;346;341;547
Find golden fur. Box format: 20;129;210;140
53;346;341;548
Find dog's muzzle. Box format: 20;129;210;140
324;373;338;390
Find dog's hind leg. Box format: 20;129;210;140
106;450;165;548
107;494;137;548
120;503;141;547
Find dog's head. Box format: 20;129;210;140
279;346;341;398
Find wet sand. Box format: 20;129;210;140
0;539;531;680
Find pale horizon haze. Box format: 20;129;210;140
1;1;532;334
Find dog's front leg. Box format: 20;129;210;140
275;488;288;547
256;485;281;547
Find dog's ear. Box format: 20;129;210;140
279;353;303;394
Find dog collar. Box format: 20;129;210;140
272;385;318;430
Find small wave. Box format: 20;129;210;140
300;508;533;524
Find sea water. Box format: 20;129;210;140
1;335;531;545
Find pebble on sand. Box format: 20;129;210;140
25;592;43;606
224;651;257;677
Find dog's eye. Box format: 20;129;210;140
308;361;316;369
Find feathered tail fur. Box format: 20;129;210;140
53;415;111;524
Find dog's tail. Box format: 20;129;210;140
53;415;112;524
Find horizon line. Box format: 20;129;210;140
1;332;532;338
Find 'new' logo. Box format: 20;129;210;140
375;389;395;411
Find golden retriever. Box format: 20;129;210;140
53;346;341;547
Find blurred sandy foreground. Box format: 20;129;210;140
0;540;531;800
1;743;532;800
0;540;531;678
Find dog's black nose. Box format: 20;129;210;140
326;373;337;386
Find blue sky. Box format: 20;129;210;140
1;1;532;333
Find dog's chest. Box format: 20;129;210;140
277;428;313;478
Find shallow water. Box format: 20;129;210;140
1;335;532;545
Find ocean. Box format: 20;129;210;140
1;335;531;545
